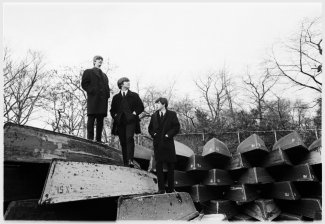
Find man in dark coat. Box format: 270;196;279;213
148;97;180;194
110;77;144;167
81;55;110;142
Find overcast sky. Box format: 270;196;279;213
3;2;322;110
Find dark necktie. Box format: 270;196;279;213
123;92;126;97
158;112;162;123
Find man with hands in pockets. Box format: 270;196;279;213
148;97;180;194
110;77;144;168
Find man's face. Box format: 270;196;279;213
155;102;164;111
122;81;130;89
94;59;103;68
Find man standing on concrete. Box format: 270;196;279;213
81;55;110;142
148;97;180;194
110;77;144;167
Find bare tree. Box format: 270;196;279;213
313;97;321;129
291;99;312;129
141;85;164;119
173;96;197;132
3;48;50;125
140;81;176;119
221;68;238;125
270;18;322;93
264;95;292;130
43;67;87;136
194;69;236;127
194;71;224;123
134;81;177;137
243;69;279;127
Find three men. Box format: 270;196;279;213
110;77;144;167
81;57;181;195
81;56;110;142
148;97;180;194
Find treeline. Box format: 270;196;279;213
3;18;322;147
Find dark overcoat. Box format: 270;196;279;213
81;68;110;116
148;110;180;163
110;90;144;135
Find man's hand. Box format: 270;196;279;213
165;134;169;138
133;111;136;115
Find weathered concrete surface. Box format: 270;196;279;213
116;192;199;220
4;122;123;165
39;160;158;205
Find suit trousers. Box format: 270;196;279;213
87;115;104;142
156;161;175;192
117;122;136;166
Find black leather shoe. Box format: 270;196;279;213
128;160;135;168
133;162;141;170
166;189;177;193
157;190;166;194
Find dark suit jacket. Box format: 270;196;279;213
148;110;180;162
81;68;110;116
110;90;144;135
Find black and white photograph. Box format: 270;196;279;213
2;0;323;221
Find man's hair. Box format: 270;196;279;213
117;77;130;89
93;55;103;65
155;97;168;108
